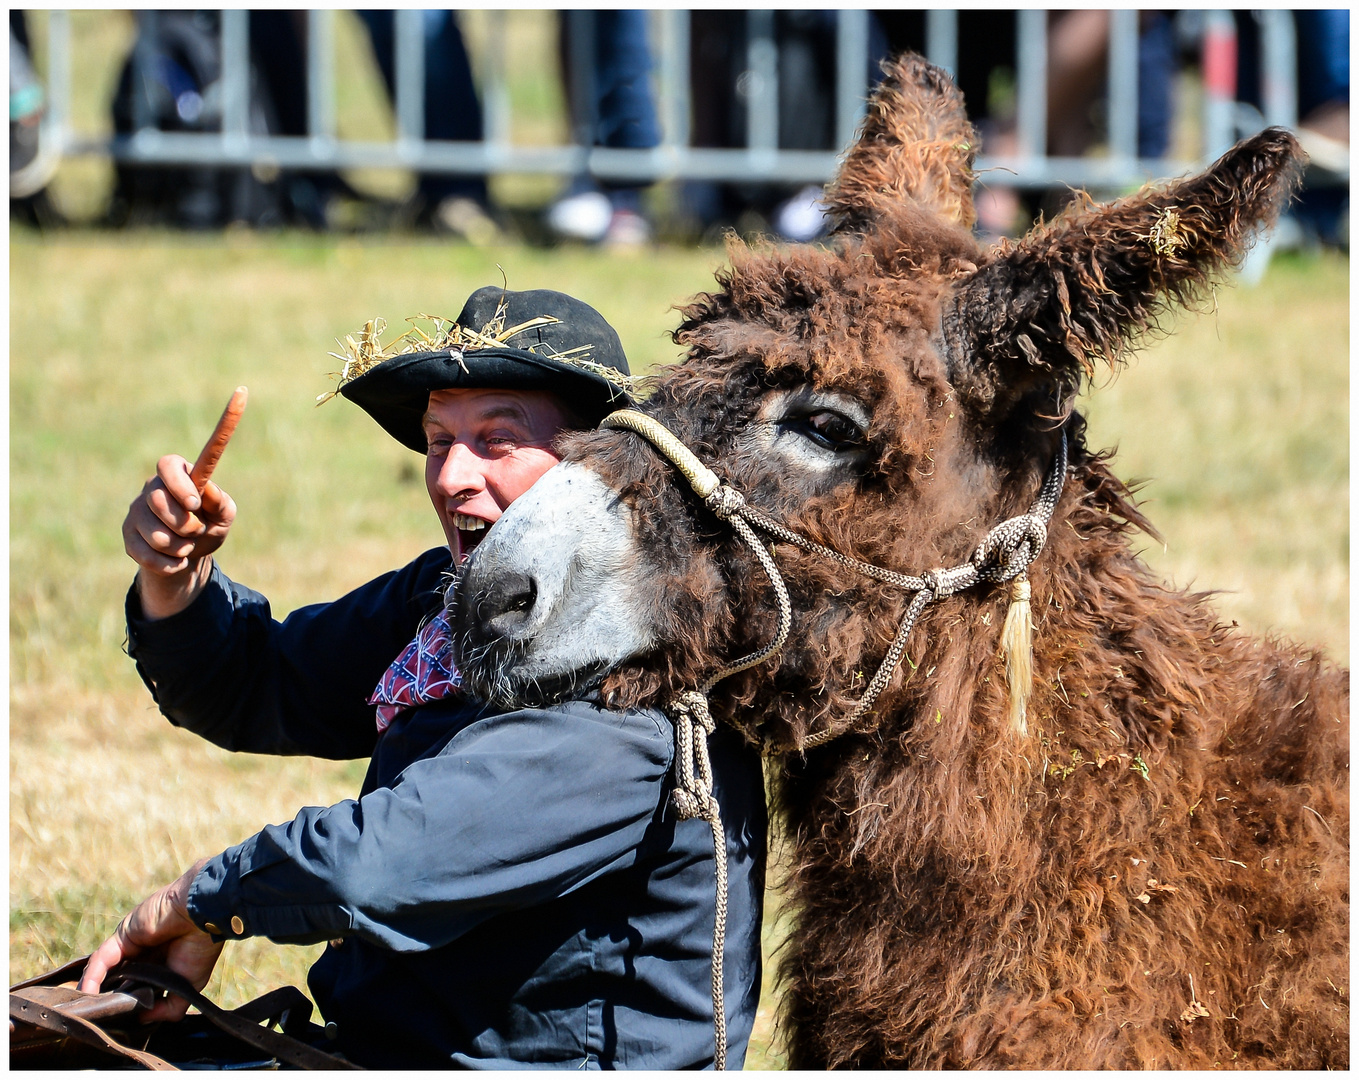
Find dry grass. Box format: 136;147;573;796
1079;253;1348;662
9;232;1347;1069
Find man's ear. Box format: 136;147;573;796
946;127;1305;418
823;52;978;234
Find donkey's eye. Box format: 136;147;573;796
796;411;866;452
758;389;872;479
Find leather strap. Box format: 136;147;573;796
10;957;358;1070
10;988;177;1070
9;953;91;991
225;984;313;1029
12;983;154;1025
114;963;360;1070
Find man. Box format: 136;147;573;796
80;287;766;1069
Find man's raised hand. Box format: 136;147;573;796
125;387;247;620
123;454;238;619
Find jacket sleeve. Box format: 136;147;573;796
125;548;453;759
183;700;675;950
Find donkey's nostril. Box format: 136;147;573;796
480;572;538;639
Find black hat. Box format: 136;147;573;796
337;287;633;453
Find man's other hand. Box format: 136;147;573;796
124;454;237;619
78;859;224;1023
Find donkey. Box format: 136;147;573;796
452;56;1348;1068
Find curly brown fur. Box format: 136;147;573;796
823;52;979;232
775;462;1348;1068
540;55;1345;1067
947;128;1304;419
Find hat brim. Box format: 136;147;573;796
339;347;633;453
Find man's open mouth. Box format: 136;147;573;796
454;511;491;557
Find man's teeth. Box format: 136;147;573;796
454;513;487;532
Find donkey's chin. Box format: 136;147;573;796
459;649;613;710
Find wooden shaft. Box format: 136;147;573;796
189;387;248;493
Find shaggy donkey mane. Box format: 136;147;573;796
555;53;1347;1068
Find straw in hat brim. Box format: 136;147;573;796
338;344;634;453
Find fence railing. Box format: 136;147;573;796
17;9;1343;202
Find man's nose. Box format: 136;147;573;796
435;443;487;498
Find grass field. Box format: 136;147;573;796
9;229;1347;1068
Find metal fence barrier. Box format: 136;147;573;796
18;9;1343;202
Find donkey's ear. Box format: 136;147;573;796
947;128;1304;417
823;52;978;233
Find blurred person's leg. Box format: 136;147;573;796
1292;10;1349;246
771;9;895;243
10;16;43;175
948;11;1023;238
594;9;658;244
550;10;612;243
10;9;61;223
248;10;347;227
678;10;744;234
107;11;233;228
1295;9;1348;144
551;10;659;246
769;10;837;242
249;12;308;138
1048;11;1177;160
1046;10;1109;159
1236;9;1347;245
594;10;659;153
357;9;492;237
1136;11;1175;159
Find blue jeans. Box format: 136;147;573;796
561;10;659;207
357;10;486;205
1294;9;1349;118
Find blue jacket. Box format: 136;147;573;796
125;550;766;1069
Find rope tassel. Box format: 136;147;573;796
999;575;1033;735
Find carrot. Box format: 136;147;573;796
189;387;248;493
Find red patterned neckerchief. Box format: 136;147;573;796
369;609;462;732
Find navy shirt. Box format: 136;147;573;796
125;553;766;1069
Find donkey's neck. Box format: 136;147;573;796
774;455;1219;875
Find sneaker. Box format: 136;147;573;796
603;208;651;248
434;196;500;246
774;184;828;242
1296;126;1349;176
547;190;613;243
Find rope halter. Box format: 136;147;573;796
598;407;1069;1067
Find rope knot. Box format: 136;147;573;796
670;689;716;734
704;485;746;520
666;691;718;823
973;513;1048;582
671;788;713;820
921;564;978;598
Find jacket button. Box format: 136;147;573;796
328;938;345;949
325;1021;340;1040
203;922;221;935
230;915;245;935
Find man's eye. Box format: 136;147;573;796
795;411;866;451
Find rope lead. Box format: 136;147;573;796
667;691;729;1071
